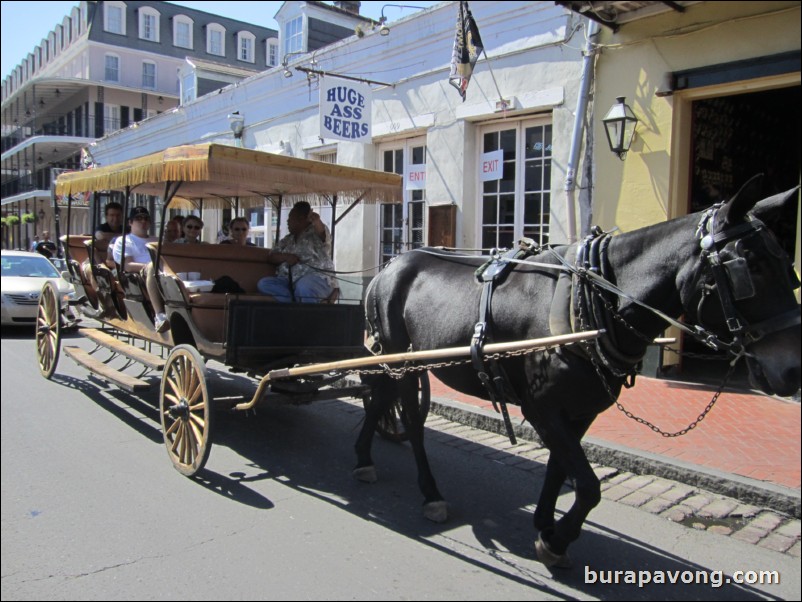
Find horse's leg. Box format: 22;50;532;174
526;412;599;568
353;374;396;483
397;374;447;522
532;416;593;532
532;456;565;532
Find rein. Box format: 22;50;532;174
457;206;799;437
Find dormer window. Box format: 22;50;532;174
104;1;126;35
238;31;255;63
174;15;193;49
267;38;279;67
139;6;160;42
207;23;226;57
284;16;303;55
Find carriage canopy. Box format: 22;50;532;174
54;143;403;209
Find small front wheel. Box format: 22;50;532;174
35;281;62;379
160;345;213;476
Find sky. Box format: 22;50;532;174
0;0;440;79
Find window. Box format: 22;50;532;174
104;54;120;82
284;16;303;55
139;7;160;42
181;71;196;104
142;61;156;89
238;31;255;63
104;104;121;132
480;118;552;249
174;16;193;49
207;23;225;56
379;139;427;264
104;2;125;34
267;39;279;67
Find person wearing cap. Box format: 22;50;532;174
112;206;170;333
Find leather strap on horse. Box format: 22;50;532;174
471;239;539;445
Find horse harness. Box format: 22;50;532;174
471;239;540;444
468;205;799;442
693;203;800;356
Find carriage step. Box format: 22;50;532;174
64;346;151;392
80;328;166;371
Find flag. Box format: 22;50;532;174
80;147;96;170
448;0;484;102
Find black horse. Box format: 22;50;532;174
355;178;800;567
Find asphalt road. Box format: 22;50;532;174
2;327;799;600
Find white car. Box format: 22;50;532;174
1;250;75;326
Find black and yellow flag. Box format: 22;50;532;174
448;1;484;102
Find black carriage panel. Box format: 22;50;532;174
225;300;366;371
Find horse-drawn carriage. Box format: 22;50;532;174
36;142;799;567
38;143;596;478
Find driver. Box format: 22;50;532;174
257;202;335;302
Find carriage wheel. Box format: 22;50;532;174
365;372;431;443
35;281;62;379
160;345;214;476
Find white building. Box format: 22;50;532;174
77;1;591;298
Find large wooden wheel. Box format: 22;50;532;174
35;281;62;379
365;372;431;443
160;345;214;476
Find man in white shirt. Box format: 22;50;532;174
112;206;169;333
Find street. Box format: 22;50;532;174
2;328;799;600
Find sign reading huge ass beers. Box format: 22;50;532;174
320;79;372;143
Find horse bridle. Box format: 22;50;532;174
694;204;801;358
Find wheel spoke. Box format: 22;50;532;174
164;416;180;437
188;411;206;431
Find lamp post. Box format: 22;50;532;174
602;96;638;160
378;4;426;36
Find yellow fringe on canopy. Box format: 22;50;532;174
56;144;403;208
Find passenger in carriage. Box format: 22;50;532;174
174;215;205;244
219;217;256;246
93;202;124;260
112;206;170;333
257;201;335;303
164;217;182;243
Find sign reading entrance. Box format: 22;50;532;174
320;80;372;143
405;164;426;190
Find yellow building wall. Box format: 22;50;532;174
593;1;801;232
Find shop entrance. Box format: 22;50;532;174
681;85;800;386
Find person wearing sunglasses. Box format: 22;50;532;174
219;217;255;246
175;215;205;244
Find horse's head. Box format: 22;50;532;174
684;176;800;396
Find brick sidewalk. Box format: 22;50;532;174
429;375;801;490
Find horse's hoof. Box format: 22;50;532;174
423;500;448;523
352;465;378;483
535;533;572;569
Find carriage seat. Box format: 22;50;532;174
61;234;92;265
153;242;276;295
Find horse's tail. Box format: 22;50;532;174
364;272;384;355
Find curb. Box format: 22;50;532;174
430;396;801;518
